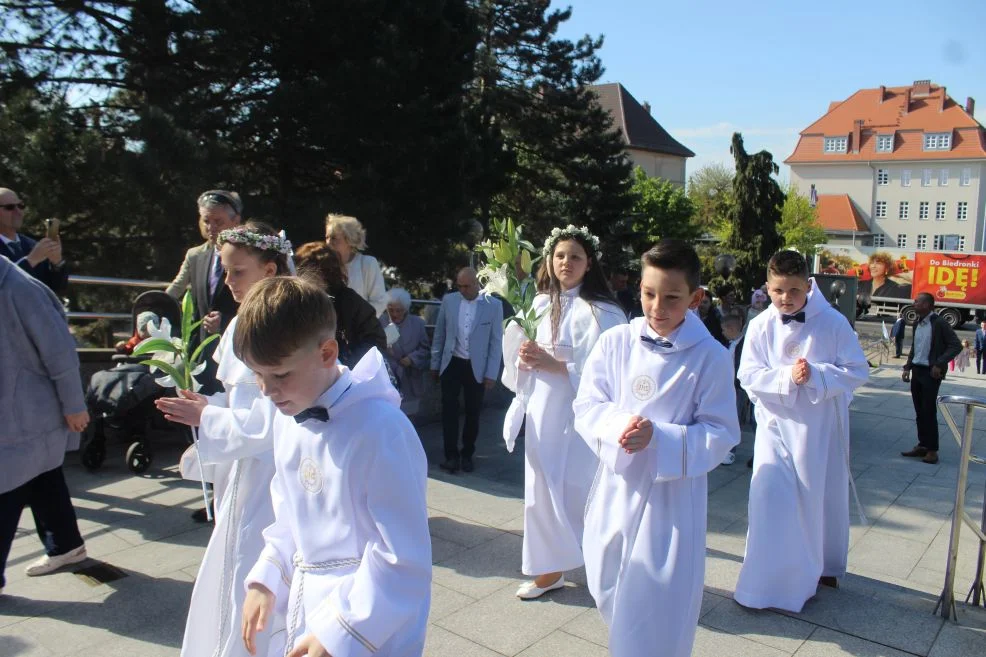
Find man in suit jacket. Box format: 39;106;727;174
430;267;504;474
901;293;962;464
0;188;68;294
975;321;986;374
890;313;907;359
166;190;242;395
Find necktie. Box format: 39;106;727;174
293;407;329;424
210;252;223;296
641;335;673;349
781;311;806;324
7;240;22;260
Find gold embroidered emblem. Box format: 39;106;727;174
299;457;323;494
632;375;656;401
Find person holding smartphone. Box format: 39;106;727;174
0;188;68;294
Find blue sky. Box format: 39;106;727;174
554;0;986;182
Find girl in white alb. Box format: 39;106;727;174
156;223;293;657
501;225;626;599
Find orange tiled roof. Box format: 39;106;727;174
816;194;869;233
786;83;986;164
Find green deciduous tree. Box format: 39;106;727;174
779;184;827;258
687;162;734;236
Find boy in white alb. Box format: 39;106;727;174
237;277;431;657
735;250;868;612
573;240;740;657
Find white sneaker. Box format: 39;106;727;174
25;545;87;576
516;574;565;599
721;451;736;465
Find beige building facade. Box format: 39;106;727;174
786;81;986;252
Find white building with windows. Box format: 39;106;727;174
787;80;986;252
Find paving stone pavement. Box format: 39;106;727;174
2;364;986;656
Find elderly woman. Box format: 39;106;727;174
325;214;388;315
294;241;387;368
382;288;431;414
860;251;910;300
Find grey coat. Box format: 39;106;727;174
0;255;86;494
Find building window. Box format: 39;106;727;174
957;202;968;221
876;169;889;185
939;169;949;186
961;168;972;186
924;132;952;150
897;234;907;248
876;135;894;152
917;234;927;250
922;169;932;186
936;202;947;220
919;201;930;220
899;201;909;219
875;201;887;218
873;235;886;247
901;169;911;187
934;235;944;249
959;236;967;251
824;136;848;153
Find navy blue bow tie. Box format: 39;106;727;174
641;335;673;349
293;407;329;424
781;311;806;325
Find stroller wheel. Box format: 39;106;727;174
81;443;106;471
126;442;153;474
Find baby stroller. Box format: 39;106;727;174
81;291;183;474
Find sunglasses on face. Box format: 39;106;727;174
0;203;25;211
199;192;237;209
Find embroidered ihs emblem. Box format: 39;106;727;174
299;457;323;494
632;374;656;401
783;341;804;359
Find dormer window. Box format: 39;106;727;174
824;136;847;153
876;134;894;152
923;132;951;151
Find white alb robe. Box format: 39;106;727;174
181;316;285;657
501;290;626;575
245;349;431;657
574;313;739;657
735;280;868;612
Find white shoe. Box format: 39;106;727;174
721;451;736;465
25;545;87;576
516;574;565;599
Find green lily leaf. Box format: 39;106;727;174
189;333;221;368
143;359;187;388
131;338;179;356
181;291;195;344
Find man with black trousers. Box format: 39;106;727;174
890;312;907;359
975;321;986;374
901;293;962;465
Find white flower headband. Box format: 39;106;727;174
218;227;293;255
542;224;601;260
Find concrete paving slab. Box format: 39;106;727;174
703;600;816;653
560;607;608;648
791;627;916;657
515;630;610;657
692;625;791;656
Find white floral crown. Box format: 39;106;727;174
542;224;601;260
218;227;293;255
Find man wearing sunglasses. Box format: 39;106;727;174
0;188;68;294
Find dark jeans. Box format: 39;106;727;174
977;349;984;374
440;357;485;462
0;466;84;588
910;366;942;452
895;336;905;358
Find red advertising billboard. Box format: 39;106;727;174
911;253;986;306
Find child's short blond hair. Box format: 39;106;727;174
233;276;337;366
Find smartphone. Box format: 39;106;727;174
45;218;60;240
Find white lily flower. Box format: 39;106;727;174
479;263;510;298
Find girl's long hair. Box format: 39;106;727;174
536;234;617;345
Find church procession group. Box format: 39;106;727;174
137;210;871;657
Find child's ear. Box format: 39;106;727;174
688;287;704;310
319;338;339;368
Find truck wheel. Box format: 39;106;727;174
901;305;919;325
939;308;962;329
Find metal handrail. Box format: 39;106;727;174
68;274;170;289
933;395;986;621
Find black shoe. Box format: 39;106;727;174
818;576;839;589
191;506;211;523
746;457;754;468
439;458;460;474
461;457;474;473
901;446;928;458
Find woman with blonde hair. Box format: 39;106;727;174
325;214;387;315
